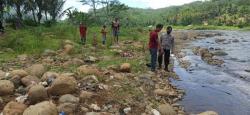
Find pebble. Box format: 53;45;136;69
123;107;131;114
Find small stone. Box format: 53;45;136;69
198;111;218;115
23;101;58;115
120;63;131;73
80;91;95;102
123;107;131;114
151;109;160;115
63;44;74;55
90;104;101;111
59;94;79;104
28;85;48;104
2;101;27;115
81;107;89;112
17;54;28;61
26;64;46;78
41;72;59;82
154;89;169;96
57;103;77;115
232;39;239;43
158;104;177;115
77;65;101;76
84;56;98;63
0;80;14;96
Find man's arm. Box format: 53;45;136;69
171;37;175;54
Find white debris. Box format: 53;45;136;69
15;94;28;103
123;107;132;114
151;109;161;115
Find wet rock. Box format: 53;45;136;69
158;104;177;115
80;91;95;102
232;39;239;43
245;70;250;73
28;85;48;104
77;65;101;76
48;75;77;95
0;80;14;96
41;72;59;82
2;101;27;115
23;101;58;115
26;64;46;78
10;69;28;78
198;111;218;115
120;63;131;73
21;75;40;86
17;54;28;61
215;38;226;43
63;44;74;55
213;51;228;56
59;94;79;104
57;103;77;115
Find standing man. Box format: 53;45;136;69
148;24;163;72
112;18;120;44
158;26;175;71
79;23;87;45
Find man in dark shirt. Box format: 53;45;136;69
148;24;163;72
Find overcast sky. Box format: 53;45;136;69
64;0;202;12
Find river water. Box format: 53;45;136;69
173;31;250;115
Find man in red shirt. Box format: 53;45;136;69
148;24;163;72
80;23;87;45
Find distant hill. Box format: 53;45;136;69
125;0;250;27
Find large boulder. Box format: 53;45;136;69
23;101;58;115
2;101;27;115
59;94;79;104
120;63;131;73
9;69;28;78
0;80;14;96
158;104;177;115
198;111;218;115
48;76;77;95
21;75;40;86
28;85;48;104
26;64;46;78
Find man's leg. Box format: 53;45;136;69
164;49;171;71
158;50;163;69
150;48;157;71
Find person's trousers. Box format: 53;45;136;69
150;48;158;71
158;49;170;69
81;36;86;45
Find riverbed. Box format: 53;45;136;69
173;31;250;115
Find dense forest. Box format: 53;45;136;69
0;0;250;28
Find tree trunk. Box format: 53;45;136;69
37;11;42;24
32;9;37;23
16;4;22;20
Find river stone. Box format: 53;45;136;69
21;75;40;86
63;44;74;54
154;89;169;96
28;85;48;104
59;94;79;104
232;39;239;43
215;38;226;43
3;101;27;115
77;65;101;75
213;51;228;56
57;103;77;115
0;70;6;79
41;72;59;81
120;63;131;73
48;76;77;95
10;69;28;78
23;101;58;115
158;104;177;115
26;64;46;78
80;91;95;102
198;111;218;115
0;80;14;96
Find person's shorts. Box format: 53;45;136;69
112;30;119;36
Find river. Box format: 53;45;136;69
173;30;250;115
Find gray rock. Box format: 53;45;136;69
59;94;79;104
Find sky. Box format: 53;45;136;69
64;0;202;12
